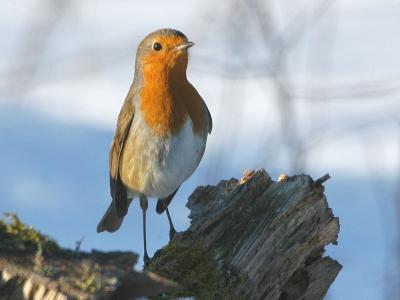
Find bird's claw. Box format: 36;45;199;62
143;253;151;267
169;228;176;241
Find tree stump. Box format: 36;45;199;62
0;169;340;299
148;169;341;299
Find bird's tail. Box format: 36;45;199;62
97;202;126;233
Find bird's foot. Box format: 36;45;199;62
169;227;177;241
143;253;151;267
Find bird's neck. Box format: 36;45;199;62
140;62;189;136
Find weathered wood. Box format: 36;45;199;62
148;169;341;299
314;173;331;187
0;169;340;299
0;259;179;300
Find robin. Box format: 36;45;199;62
97;29;212;264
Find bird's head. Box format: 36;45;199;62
135;29;194;78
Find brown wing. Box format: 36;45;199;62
204;100;212;134
110;87;135;217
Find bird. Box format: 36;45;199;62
96;29;212;264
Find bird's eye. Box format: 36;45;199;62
153;42;162;51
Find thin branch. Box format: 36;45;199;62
314;174;331;187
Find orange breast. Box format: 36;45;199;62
140;62;206;136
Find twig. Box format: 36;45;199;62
314;173;331;187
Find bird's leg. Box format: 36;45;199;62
140;195;150;265
162;199;176;241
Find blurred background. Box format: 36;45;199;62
0;0;399;298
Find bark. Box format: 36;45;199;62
0;257;179;300
148;169;341;299
0;169;340;299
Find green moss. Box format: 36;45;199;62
148;240;242;299
72;262;102;294
0;212;60;255
0;213;142;296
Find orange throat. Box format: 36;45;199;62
140;64;188;136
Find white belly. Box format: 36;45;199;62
122;116;207;199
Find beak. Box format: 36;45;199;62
175;41;195;51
